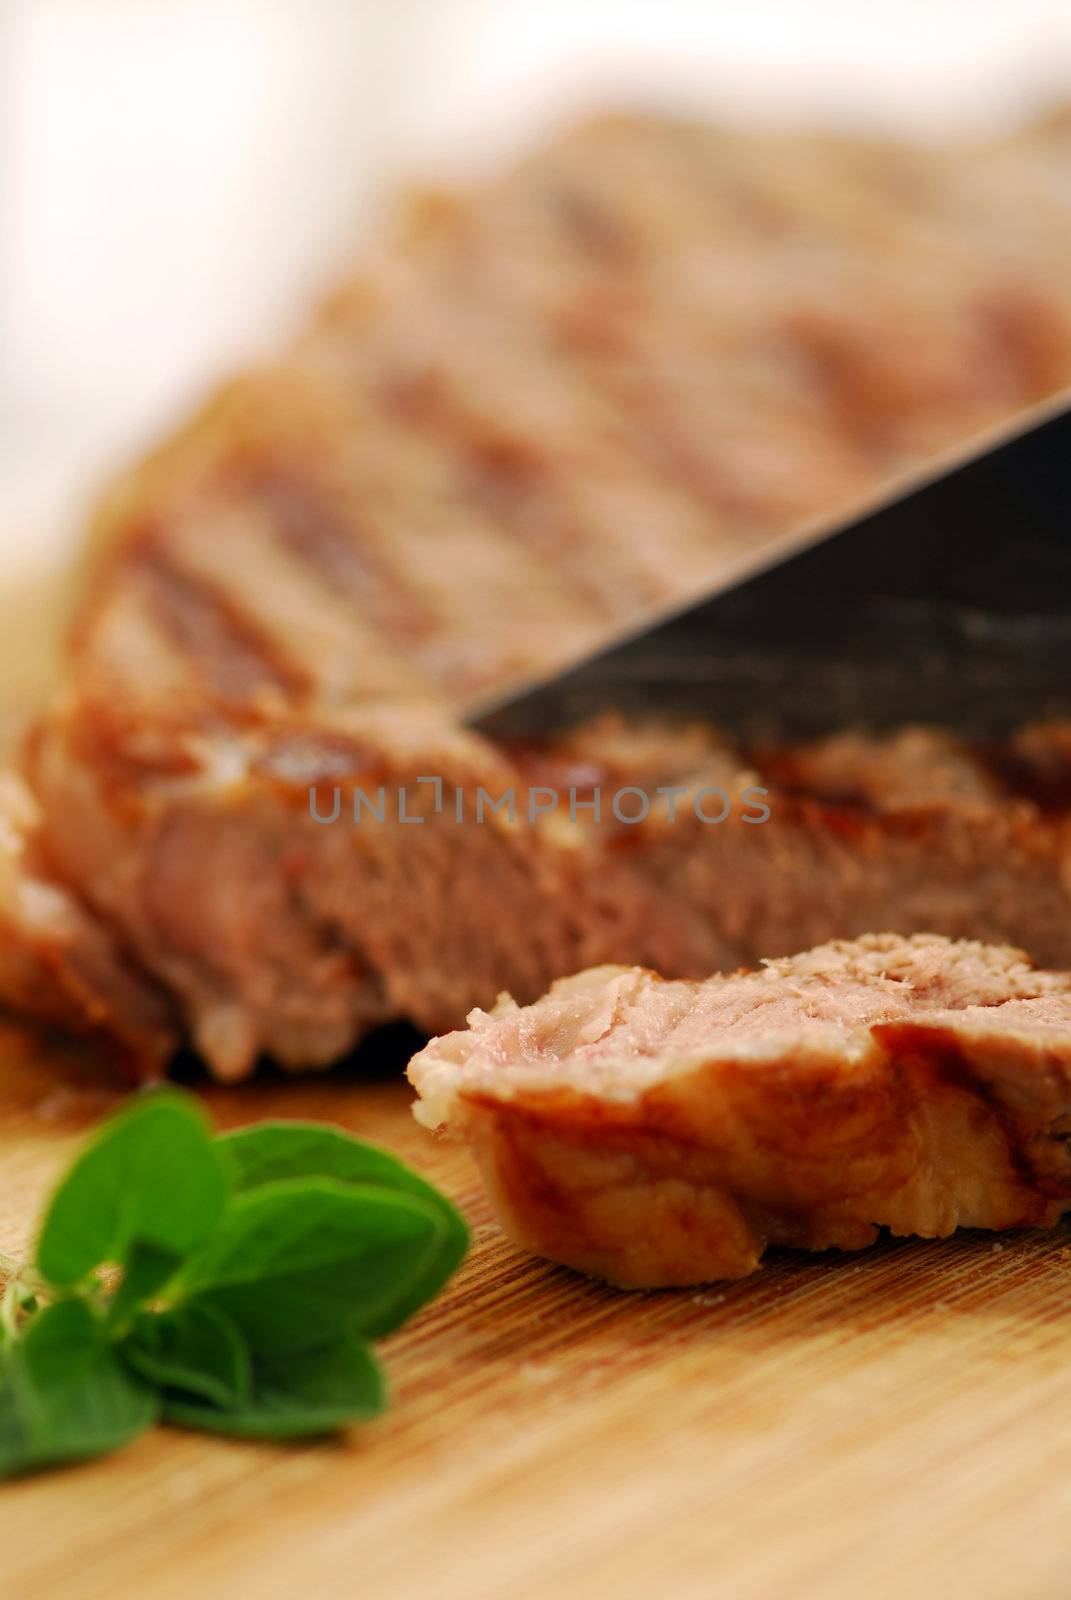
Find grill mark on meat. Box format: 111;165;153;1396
516;140;874;526
543;336;766;529
461;453;639;615
544;185;637;264
253;472;439;647
380;377;632;620
396;179;850;591
135;548;311;702
371;287;732;618
540;282;869;533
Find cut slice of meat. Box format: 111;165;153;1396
24;693;741;1079
18;702;1071;1080
407;933;1071;1288
508;719;1071;972
0;773;177;1074
627;729;1071;973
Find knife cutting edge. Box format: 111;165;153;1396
469;392;1071;743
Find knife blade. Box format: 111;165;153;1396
469;395;1071;743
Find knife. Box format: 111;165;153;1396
469;394;1071;743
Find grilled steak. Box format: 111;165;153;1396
21;699;746;1077
408;933;1071;1287
2;111;1071;1072
73;112;1071;711
606;724;1071;975
16;703;1071;1080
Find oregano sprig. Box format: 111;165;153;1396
0;1091;467;1477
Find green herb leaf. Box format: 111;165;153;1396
162;1337;386;1439
173;1177;446;1355
218;1123;468;1334
0;1300;157;1478
5;1094;467;1478
37;1091;228;1289
121;1302;251;1409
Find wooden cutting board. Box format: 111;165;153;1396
1;576;1071;1600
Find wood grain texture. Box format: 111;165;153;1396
1;580;1070;1600
2;1022;1071;1600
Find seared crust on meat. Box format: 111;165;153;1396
408;935;1071;1287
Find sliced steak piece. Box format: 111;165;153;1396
0;773;176;1072
408;933;1071;1288
24;693;739;1080
511;720;1071;971
20;694;1071;1079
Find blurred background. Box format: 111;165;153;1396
3;0;1071;581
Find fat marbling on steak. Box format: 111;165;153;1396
408;934;1071;1287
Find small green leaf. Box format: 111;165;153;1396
217;1123;468;1333
37;1091;228;1288
121;1302;251;1409
0;1300;157;1478
162;1337;386;1439
173;1178;446;1355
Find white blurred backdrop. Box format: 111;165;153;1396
3;0;1071;574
